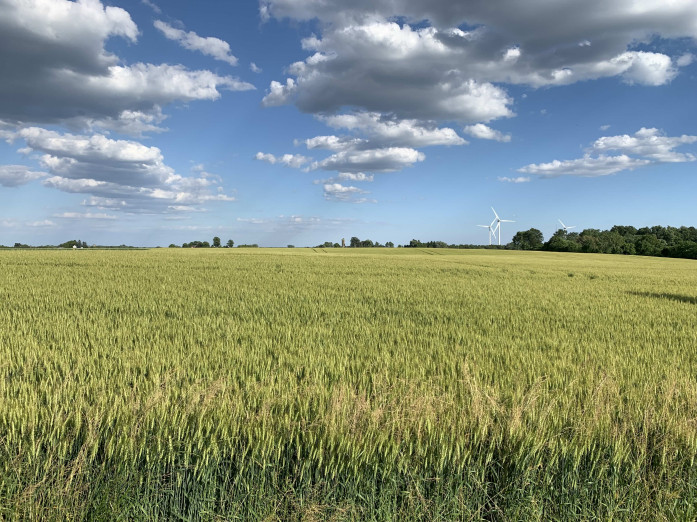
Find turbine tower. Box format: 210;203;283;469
558;219;576;232
477;222;496;245
491;207;515;245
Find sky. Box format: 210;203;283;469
1;0;696;247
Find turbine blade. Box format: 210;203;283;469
491;207;500;220
559;219;565;228
501;219;515;222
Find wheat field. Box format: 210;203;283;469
1;248;696;520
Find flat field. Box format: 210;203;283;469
1;248;696;520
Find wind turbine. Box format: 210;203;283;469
477;221;496;245
491;207;515;245
558;219;576;232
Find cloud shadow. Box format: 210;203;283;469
629;291;697;305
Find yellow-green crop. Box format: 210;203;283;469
1;248;696;520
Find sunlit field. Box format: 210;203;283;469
1;248;696;520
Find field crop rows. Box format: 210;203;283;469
1;248;696;520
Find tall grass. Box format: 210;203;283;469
1;248;696;520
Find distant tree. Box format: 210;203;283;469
544;230;581;252
385;241;394;248
360;239;374;247
213;236;221;248
598;230;625;254
635;234;665;257
610;225;637;237
287;244;295;248
13;242;29;248
350;236;360;248
168;244;178;248
59;240;80;248
511;228;544;250
666;241;697;259
333;243;340;248
226;239;234;248
580;229;601;253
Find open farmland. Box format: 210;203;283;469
1;248;696;520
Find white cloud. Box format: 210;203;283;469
303;135;366;151
250;62;263;73
463;123;511;142
261;79;296;107
0;165;48;187
313;172;374;185
605;51;677;86
154;20;238;66
677;53;694;67
337;172;373;182
54;212;117;220
591;127;697;162
255;152;310;168
518;127;697;178
260;1;697;124
312;147;425;173
519;155;651;177
141;0;161;14
320;112;466;147
0;0;253;130
322;183;374;203
10;127;235;213
85;108;168;136
498;176;530;183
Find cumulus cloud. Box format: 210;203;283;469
0;0;253;130
337;172;374;182
311;147;425;173
518;128;696;178
154;20;238;66
261;0;697;124
320;112;466;147
255;152;311;168
591;127;697;163
518;155;651;177
322;183;374;203
0;165;48;187
7;127;234;212
250;62;263;73
262;79;296;107
464;123;511;142
258;0;697;203
302;135;366;151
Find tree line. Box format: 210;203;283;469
512;225;697;259
404;225;697;260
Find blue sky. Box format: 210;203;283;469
1;0;696;247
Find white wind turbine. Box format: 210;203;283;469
491;207;515;245
477;220;496;245
558;219;576;232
